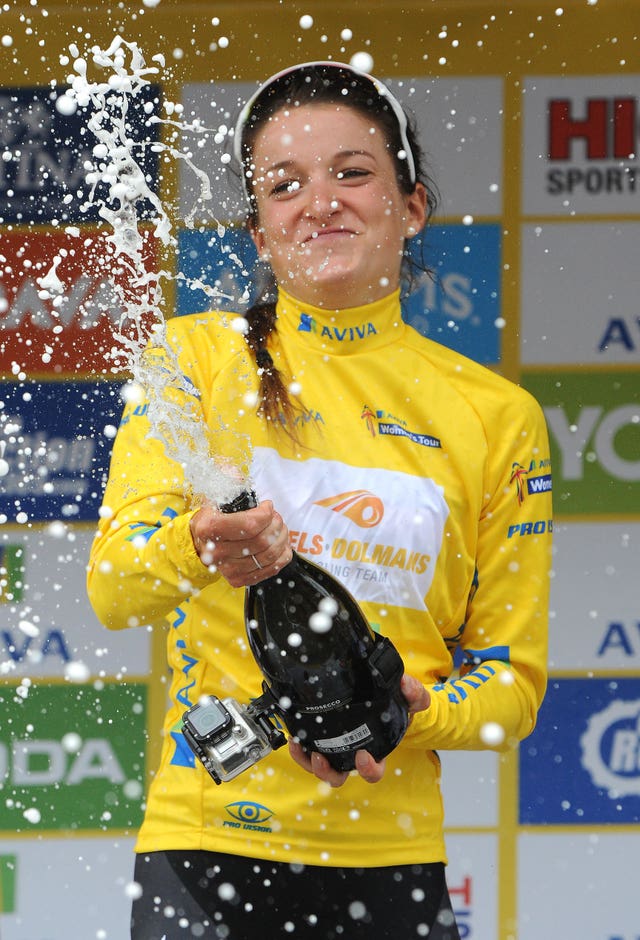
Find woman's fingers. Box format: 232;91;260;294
189;500;292;585
288;740;385;786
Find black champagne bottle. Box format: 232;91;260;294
221;490;409;771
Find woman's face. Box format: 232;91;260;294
248;103;427;309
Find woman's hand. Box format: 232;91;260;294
189;499;292;587
288;673;431;787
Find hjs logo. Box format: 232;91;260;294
548;97;637;161
580;700;640;797
546;96;639;196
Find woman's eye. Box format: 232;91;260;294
336;168;369;181
272;179;301;196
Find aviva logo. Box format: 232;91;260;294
315;490;384;528
0;854;17;914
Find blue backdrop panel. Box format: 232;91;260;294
520;677;640;825
0;380;124;523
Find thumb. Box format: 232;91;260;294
400;674;431;714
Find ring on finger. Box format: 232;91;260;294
250;553;263;570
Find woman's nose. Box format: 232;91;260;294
304;179;340;218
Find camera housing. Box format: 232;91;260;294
182;691;286;784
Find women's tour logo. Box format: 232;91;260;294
510;460;553;506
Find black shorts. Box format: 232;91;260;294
130;850;461;939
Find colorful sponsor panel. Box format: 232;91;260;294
0;836;135;936
0;84;159;225
444;833;498;939
521;371;640;516
0;227;158;376
403;223;502;364
176;225;260;316
178;78;503;224
519;677;640;824
439;750;499;827
0;682;147;832
520;223;640;365
0;380;124;523
549;522;640;672
0;527;150;679
522;75;640;216
518;832;639;940
176;223;502;363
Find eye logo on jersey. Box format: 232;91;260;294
315;490;385;528
223;801;275;833
360;404;442;449
510;459;553;505
580;699;640;797
225;801;274;824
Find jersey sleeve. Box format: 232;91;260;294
86;328;220;631
406;387;552;751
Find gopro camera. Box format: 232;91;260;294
182;690;286;784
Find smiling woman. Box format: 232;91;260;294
248;104;426;308
87;60;552;940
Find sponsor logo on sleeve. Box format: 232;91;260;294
510;458;553;506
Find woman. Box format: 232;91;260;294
87;62;551;939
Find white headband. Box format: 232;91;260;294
232;60;417;202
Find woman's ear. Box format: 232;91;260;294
405;182;429;237
249;221;270;261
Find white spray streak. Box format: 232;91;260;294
60;36;249;507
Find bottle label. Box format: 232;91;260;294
313;723;373;753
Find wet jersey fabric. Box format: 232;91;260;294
87;287;552;867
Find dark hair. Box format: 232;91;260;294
236;64;438;433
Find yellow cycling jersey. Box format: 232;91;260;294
87;286;552;867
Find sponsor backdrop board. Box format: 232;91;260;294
522;371;640;517
0;228;158;376
444;833;498;940
0;837;136;937
520;677;640;825
520;223;640;366
0;84;160;225
0;527;150;679
0;2;639;939
0;681;147;833
518;833;640;940
522;76;640;218
439;750;499;828
549;522;640;672
0;381;127;523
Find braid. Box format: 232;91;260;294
245;301;303;436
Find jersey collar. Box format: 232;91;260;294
275;287;405;355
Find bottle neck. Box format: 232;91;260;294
219;490;258;513
219;489;300;581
